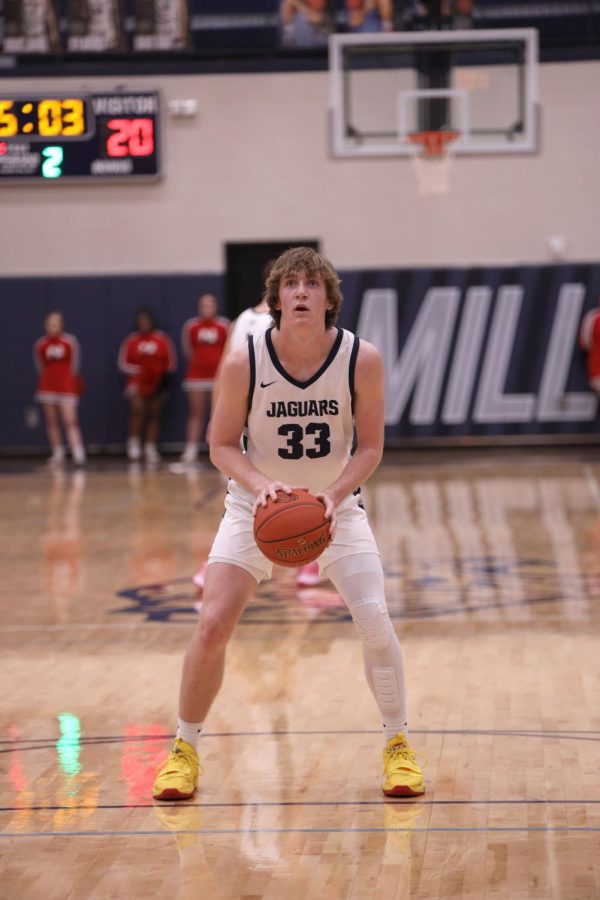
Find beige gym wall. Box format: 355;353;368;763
0;61;598;275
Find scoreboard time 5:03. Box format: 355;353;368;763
0;92;160;182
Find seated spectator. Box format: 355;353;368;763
404;0;474;30
452;0;474;29
280;0;332;48
346;0;393;33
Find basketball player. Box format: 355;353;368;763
192;266;323;588
34;311;86;466
118;309;177;464
154;247;424;800
178;294;229;466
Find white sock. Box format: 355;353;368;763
383;721;409;746
176;718;203;749
182;442;198;463
72;445;86;465
51;446;65;461
127;437;141;460
145;442;160;462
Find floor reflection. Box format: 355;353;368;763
2;454;600;898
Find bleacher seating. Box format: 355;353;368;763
474;1;599;48
0;0;597;72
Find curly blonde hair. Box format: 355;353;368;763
264;247;343;329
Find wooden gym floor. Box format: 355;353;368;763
1;449;599;899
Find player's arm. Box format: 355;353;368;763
210;347;289;501
318;340;385;526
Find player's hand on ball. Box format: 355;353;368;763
316;490;337;540
253;488;331;566
252;482;308;516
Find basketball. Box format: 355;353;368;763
253;489;331;567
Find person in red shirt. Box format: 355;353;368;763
580;300;600;395
178;294;229;466
118;309;177;464
34;311;86;466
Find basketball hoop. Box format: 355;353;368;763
408;130;459;197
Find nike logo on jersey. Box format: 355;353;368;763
260;380;277;388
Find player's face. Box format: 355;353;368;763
45;313;63;336
276;269;333;327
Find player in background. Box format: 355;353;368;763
579;299;600;396
177;293;229;467
118;309;177;465
154;247;425;801
34;310;86;467
192;265;323;589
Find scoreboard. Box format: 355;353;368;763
0;91;160;182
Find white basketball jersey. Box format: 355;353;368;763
229;307;272;351
230;327;359;498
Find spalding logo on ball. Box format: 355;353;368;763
253;488;331;567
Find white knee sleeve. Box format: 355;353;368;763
350;597;393;649
324;553;407;725
323;553;394;649
371;667;401;712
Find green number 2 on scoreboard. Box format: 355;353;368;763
41;146;64;179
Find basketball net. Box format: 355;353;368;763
408;131;459;197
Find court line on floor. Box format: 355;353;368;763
2;798;600;813
2;726;600;753
0;623;169;632
2;826;600;839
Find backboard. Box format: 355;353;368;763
329;29;539;157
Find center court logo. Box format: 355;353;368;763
111;556;595;623
112;576;349;624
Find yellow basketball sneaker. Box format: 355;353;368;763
382;733;425;797
153;738;201;801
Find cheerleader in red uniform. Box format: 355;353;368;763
118;309;177;464
178;294;229;465
34;311;86;466
580;299;600;395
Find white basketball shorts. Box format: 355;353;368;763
208;487;380;583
